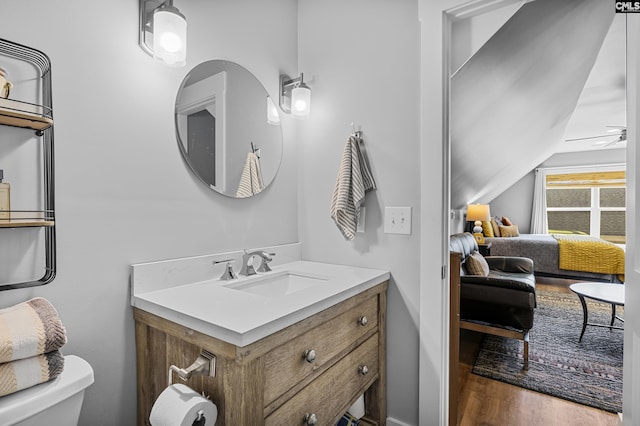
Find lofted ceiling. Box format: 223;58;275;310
559;13;626;153
450;0;615;209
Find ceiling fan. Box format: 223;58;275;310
564;126;627;147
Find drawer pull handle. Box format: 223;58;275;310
303;349;317;363
359;365;369;375
304;413;318;425
358;316;369;326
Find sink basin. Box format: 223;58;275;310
224;271;329;298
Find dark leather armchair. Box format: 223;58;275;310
450;232;536;369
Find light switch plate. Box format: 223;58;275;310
384;206;412;235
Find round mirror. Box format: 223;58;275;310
175;60;283;198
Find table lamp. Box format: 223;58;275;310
466;204;491;237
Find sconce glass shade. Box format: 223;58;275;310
291;83;311;119
152;4;186;66
267;96;281;125
279;73;311;119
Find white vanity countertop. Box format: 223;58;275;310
131;260;390;347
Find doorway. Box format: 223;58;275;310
418;1;639;424
451;1;625;422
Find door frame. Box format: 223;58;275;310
623;14;639;425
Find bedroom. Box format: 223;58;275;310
450;4;626;280
448;1;627;423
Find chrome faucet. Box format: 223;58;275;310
239;250;275;276
212;259;237;280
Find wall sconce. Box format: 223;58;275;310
466;203;491;235
139;0;187;67
279;73;311;119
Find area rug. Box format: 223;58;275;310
472;289;623;413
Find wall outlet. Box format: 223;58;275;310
384;206;412;235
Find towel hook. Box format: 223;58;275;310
250;141;261;158
350;122;362;139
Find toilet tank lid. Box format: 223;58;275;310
0;355;94;426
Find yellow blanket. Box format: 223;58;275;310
552;234;625;281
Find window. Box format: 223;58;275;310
545;169;626;244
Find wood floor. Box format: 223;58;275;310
456;277;622;426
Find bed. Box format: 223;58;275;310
485;233;625;283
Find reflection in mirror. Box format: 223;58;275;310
175;60;283;198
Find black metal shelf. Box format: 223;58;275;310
0;38;56;291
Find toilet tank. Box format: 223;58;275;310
0;355;94;426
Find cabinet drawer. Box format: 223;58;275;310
265;334;379;426
264;296;378;405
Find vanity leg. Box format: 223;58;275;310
135;321;168;426
222;357;265;425
135;321;150;426
364;290;387;424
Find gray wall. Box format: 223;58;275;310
0;1;298;424
489;148;627;234
297;1;421;424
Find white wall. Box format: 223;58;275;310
297;1;421;424
0;0;298;424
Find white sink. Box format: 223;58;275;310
223;271;329;298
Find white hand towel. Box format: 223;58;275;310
330;136;376;240
236;152;264;198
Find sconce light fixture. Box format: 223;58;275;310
279;73;311;119
466;203;490;234
139;0;187;67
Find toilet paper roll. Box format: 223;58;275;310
150;384;218;426
347;393;365;419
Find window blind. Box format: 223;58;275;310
546;171;626;188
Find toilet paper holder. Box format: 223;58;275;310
168;349;217;386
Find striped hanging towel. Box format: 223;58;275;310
330;136;376;240
236;152;264;198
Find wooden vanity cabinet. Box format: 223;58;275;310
134;281;388;426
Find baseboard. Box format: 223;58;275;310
387;417;415;426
